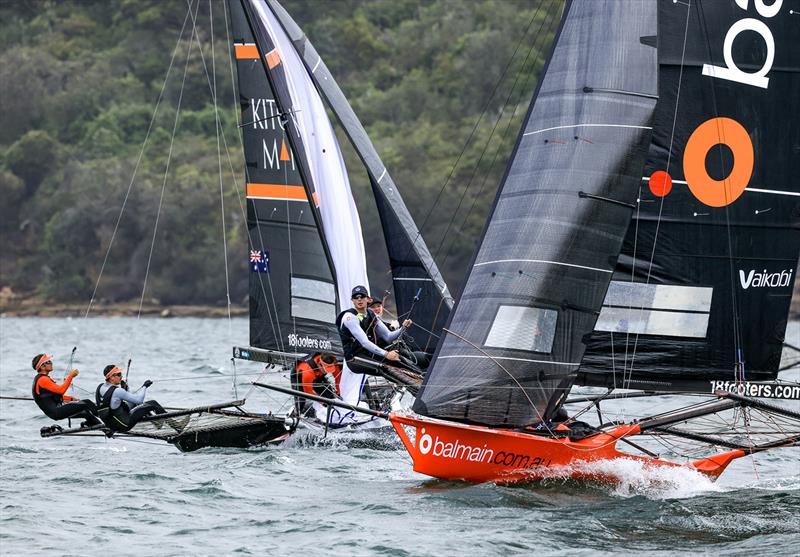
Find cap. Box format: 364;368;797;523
351;285;369;298
368;299;383;308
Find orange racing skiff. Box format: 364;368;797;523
391;0;800;484
257;0;800;480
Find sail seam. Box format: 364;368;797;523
437;355;580;366
524;123;652;136
474;259;611;274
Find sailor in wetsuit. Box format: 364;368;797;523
95;365;167;432
335;285;412;375
31;354;102;427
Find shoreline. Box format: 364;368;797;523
0;301;248;318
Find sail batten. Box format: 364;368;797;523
414;0;659;427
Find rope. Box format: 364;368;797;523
220;0;285;352
129;0;200;370
437;0;558;270
207;0;236;397
72;2;195;354
393;4;550;272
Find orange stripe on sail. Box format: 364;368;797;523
266;49;281;69
234;44;259;59
247;183;308;202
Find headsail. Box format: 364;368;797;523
233;0;377;418
265;0;454;352
580;0;800;388
229;0;341;355
413;0;658;426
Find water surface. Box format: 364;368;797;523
1;317;798;556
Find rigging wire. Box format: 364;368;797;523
436;0;558;270
393;4;551;273
128;1;200;375
620;0;693;405
73;2;195;353
208;0;237;398
694;1;746;377
220;0;286;354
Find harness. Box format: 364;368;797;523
336;308;377;360
96;384;132;431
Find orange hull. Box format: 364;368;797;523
389;413;745;484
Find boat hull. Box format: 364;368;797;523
389;413;745;484
170;416;293;452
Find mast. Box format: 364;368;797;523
228;0;341;353
580;0;800;389
265;0;454;351
413;0;659;426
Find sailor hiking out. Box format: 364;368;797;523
31;353;102;428
95;365;167;432
336;285;413;375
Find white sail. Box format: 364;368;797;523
252;0;372;421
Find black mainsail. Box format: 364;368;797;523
229;0;341;354
413;0;659;426
580;0;800;389
265;0;454;352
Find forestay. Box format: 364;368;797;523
414;0;658;427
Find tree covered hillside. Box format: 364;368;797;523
0;0;560;308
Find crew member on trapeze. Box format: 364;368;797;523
335;285;413;375
367;297;430;369
31;354;103;429
95;365;168;431
297;352;342;400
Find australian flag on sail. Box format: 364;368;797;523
250;249;269;273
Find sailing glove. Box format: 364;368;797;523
142;380;153;388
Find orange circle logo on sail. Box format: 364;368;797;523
683;117;754;207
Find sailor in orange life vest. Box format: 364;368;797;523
335;285;412;375
95;365;167;432
31;353;102;426
296;352;342;400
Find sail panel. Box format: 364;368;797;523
414;0;658;427
581;0;800;385
265;0;453;351
229;0;340;353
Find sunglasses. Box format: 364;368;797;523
111;372;123;378
352;294;368;300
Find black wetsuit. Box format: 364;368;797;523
95;384;167;432
32;375;101;425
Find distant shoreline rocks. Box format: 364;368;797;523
0;292;246;318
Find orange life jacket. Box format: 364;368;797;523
297;354;342;397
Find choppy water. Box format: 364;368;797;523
1;317;798;556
